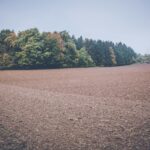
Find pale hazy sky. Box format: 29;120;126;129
0;0;150;54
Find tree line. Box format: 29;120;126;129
136;54;150;64
0;28;137;69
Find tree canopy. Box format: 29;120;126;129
0;28;137;69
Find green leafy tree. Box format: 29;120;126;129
0;30;16;66
77;48;95;67
14;28;43;68
63;41;78;67
15;42;43;67
41;32;65;68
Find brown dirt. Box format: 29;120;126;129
0;64;150;150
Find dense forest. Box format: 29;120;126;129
0;28;137;69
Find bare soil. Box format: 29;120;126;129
0;64;150;150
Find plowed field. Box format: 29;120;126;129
0;64;150;150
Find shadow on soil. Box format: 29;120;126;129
0;124;27;150
0;120;150;150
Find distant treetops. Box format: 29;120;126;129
0;28;137;69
